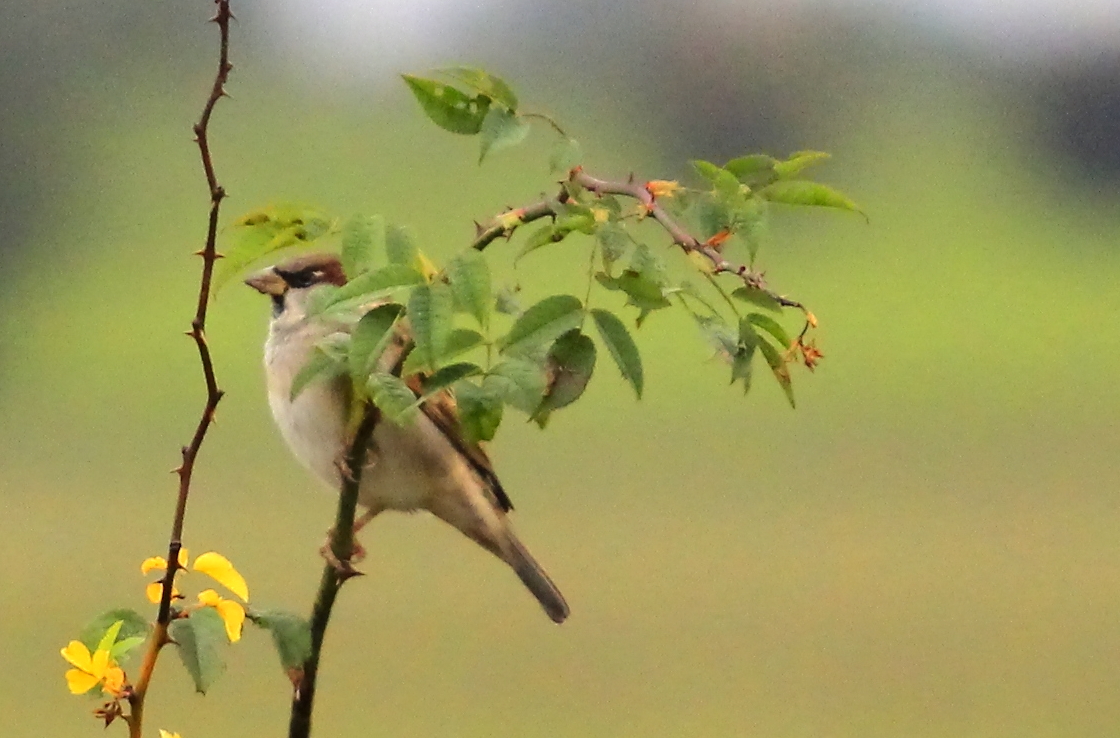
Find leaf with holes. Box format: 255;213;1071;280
402;75;491;135
215;204;333;293
437;66;518;110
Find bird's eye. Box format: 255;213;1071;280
285;271;314;289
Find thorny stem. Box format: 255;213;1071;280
289;404;382;738
471;166;813;337
128;2;233;736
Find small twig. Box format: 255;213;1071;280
471;166;814;332
289;404;381;738
128;2;233;735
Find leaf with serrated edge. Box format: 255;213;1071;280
549;137;582;174
367;372;419;423
731;286;782;312
757;339;795;408
385;224;420;267
590;309;644;398
455;380;504;442
250;610;312;671
169;607;227;694
408;282;454;371
309;264;424;317
774;151;830;178
761;180;865;219
486;359;547;414
421;362;484;397
532;330;596;427
349;304;404;383
79;609;150;654
447;250;491;329
499;294;584;356
290;346;344;401
402;75;490;135
340;214;383;277
214;204;333;293
479;107;531;164
746;312;793;350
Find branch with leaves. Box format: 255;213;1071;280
60;27;861;738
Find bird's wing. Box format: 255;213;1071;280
405;374;514;513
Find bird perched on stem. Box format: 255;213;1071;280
245;253;569;624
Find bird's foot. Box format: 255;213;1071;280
319;531;367;580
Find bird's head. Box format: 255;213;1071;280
244;253;347;319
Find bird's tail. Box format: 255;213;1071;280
504;533;570;624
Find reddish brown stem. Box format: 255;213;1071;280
128;2;234;735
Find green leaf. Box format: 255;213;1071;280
349;304;404;382
590;308;644;398
478;107;531;164
110;636;147;662
731;285;782;312
494;285;522;316
402;74;491;135
516;224;563;263
746;312;793;350
169;607;227;694
696;315;738;360
447;250;492;329
617;271;672;311
408;282;454;371
445;328;487;358
760;180;864;218
690;159;724;183
774;150;831;178
597;222;630;271
308;263;425;318
735;196;769;263
629;243;667;285
79;609;150;654
249;610;312;671
734;318;760;393
724;154;778;186
290;345;346;401
532;329;596;427
486;358;547;414
385;224;420;268
436;66;519;110
421;362;484;397
367;372;419;423
340;214;384;278
757;339;795;408
455;380;504;442
499;294;584;356
549;137;582;174
215;204;333;293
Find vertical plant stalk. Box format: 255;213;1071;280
126;2;233;736
289;404;381;738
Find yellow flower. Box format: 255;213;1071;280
590;207;610;224
143;548;188;604
60;621;127;697
192;551;250;601
645;180;682;199
198;589;247;642
159;731;183;738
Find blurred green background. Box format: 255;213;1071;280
2;2;1119;737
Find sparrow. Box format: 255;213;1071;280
245;252;570;624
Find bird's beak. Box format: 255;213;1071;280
244;268;287;296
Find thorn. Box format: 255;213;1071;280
170;465;183;475
193;249;206;257
214;251;225;259
473;220;484;237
